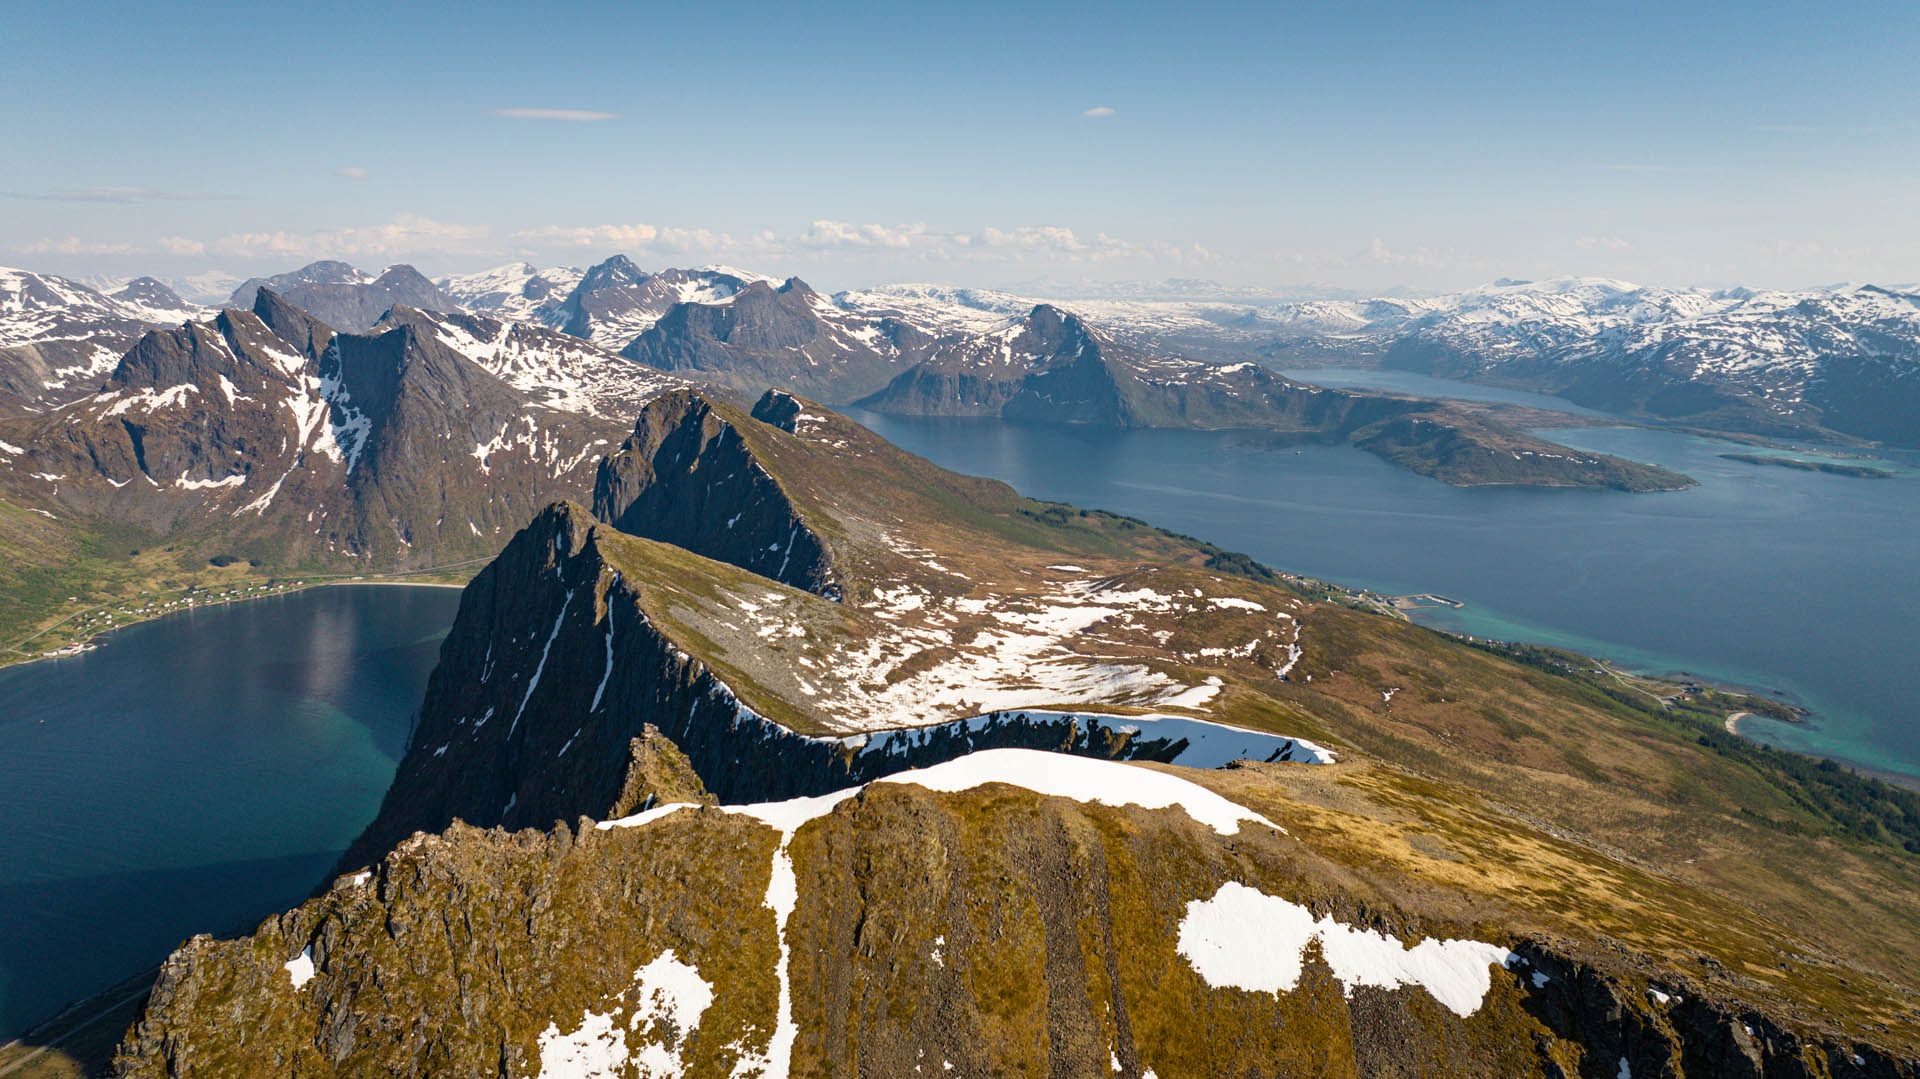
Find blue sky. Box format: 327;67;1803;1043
3;0;1916;293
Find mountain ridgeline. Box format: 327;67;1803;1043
228;261;456;332
590;390;840;597
0;288;629;568
115;388;1920;1076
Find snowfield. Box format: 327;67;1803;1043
1177;881;1516;1017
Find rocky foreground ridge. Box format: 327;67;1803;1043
108;390;1920;1076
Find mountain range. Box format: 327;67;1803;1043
0;268;201;412
0;288;659;574
108;387;1920;1076
227;260;456;332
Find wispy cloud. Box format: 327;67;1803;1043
4;186;231;203
11;216;1211;275
1576;235;1631;251
14;236;142;255
334;166;369;180
1082;106;1116;118
198;215;494;260
514;218;1210;269
488;107;621;122
512;223;737;252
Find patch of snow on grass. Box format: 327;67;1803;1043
1176;881;1513;1017
536;1006;628;1079
284;946;315;989
1210;597;1266;611
625;950;714;1076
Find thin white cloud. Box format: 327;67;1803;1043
511;223;740;253
205;215;493;260
1082;106;1116;118
514;219;1210;270
334;166;369;180
488;107;621;122
5;186;229;203
11;216;1208;278
13;236;142;255
1576;235;1631;251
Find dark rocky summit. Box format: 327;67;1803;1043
592;390;840;596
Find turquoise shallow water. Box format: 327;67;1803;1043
0;584;462;1040
846;406;1920;783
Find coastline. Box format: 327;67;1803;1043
1721;708;1920;794
2;570;481;674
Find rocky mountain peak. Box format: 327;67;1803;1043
1022;303;1097;357
749;387;804;432
109;276;187;311
575;253;647;293
251;286;334;359
370;264;436;292
592;390;841;597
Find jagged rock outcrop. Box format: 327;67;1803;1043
609;724;716;816
591;389;840;596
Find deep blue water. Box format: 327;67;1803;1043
846;406;1920;783
0;585;461;1041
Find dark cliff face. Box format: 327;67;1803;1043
126;784;1918;1078
336;501;848;872
251;285;335;359
335;495;1237;877
592;390;839;597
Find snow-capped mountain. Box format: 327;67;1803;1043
375;304;693;418
436;262;584;327
1249;277;1920;445
547;255;782;348
1;267;200;349
0;267;204;411
850;275;1920;446
837;282;1280;356
0;288;645;566
227;261;458;332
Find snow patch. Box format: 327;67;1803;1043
1176;881;1514;1017
284;946;315;990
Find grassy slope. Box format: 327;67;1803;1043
598;398;1920;1040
